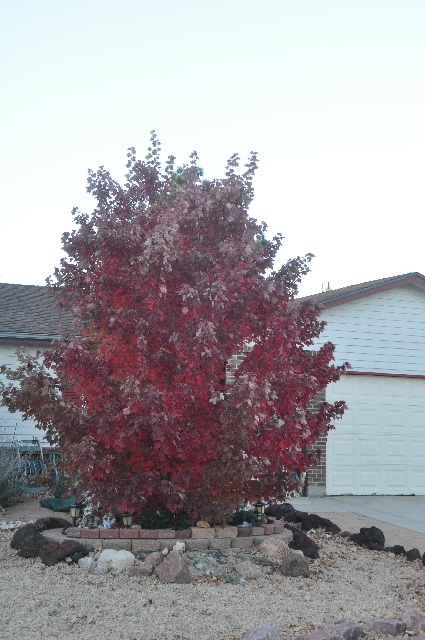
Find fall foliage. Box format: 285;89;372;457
1;133;346;523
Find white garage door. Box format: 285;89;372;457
326;375;425;495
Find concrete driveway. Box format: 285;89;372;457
287;495;425;552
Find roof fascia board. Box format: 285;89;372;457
0;332;59;341
322;274;425;309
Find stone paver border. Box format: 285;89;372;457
65;524;291;552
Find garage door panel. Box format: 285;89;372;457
357;470;381;491
359;439;380;459
411;471;425;492
358;410;380;427
385;470;408;491
385;412;405;430
411;413;425;432
409;440;425;459
384;440;406;460
328;470;354;490
329;439;354;457
326;376;425;495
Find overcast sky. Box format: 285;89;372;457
1;1;424;296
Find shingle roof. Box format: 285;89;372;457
297;272;425;307
0;283;74;339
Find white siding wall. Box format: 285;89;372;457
311;285;425;375
0;341;49;444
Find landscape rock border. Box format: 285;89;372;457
242;607;425;640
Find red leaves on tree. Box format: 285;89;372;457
0;133;346;523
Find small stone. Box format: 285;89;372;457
88;563;108;576
241;624;283;640
322;621;364;640
78;556;94;570
257;538;290;559
350;526;385;549
143;551;163;569
287;526;320;559
281;553;309;577
94;548;134;573
128;565;152;577
109;549;135;572
402;607;425;634
235;560;263;579
173;541;185;552
162;547;169;555
155;550;191;583
405;548;421;562
362;620;405;636
385;545;406;556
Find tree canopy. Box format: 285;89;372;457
1;133;346;523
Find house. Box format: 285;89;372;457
0;282;72;446
303;272;425;497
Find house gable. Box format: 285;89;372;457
310;282;425;376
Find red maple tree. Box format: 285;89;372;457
1;133;346;523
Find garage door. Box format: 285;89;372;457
326;375;425;495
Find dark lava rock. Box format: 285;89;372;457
301;513;341;534
32;517;71;532
423;552;425;566
265;503;295;519
10;525;51;558
350;526;385;550
282;510;308;524
406;548;421;562
39;540;85;566
385;545;406;556
285;524;320;559
11;517;74;558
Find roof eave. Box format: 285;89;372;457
0;332;59;341
322;273;425;309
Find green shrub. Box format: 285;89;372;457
229;508;262;527
139;508;190;530
0;444;25;507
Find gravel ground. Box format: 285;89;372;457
1;529;424;640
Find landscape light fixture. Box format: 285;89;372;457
122;513;133;528
70;504;81;527
255;500;266;516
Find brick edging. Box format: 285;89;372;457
65;524;291;552
66;530;291;552
67;523;284;540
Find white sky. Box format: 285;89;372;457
1;0;424;296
